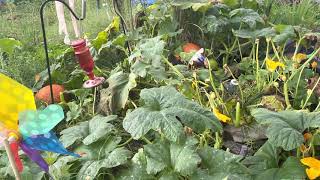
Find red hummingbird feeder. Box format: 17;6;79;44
71;39;105;88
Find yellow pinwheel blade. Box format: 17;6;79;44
0;73;36;131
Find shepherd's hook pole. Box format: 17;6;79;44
40;0;86;104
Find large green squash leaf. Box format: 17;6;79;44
191;147;251;180
230;8;264;29
172;0;212;12
144;137;201;176
129;36;167;81
50;156;77;180
242;141;280;174
272;25;296;44
233;28;275;39
130;138;201;179
115;149;156;180
60;115;118;147
0;38;22;56
251;108;320;150
123;86;222;141
244;141;306;179
75;136;131;180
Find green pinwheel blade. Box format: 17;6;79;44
19;105;64;138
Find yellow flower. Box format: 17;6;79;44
311;61;318;70
266;58;285;72
293;53;307;63
213;108;231;123
301;157;320;180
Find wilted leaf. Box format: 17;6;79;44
98;71;136;114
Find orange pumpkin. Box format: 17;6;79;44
183;43;201;53
35;84;64;104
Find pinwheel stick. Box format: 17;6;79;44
3;139;21;180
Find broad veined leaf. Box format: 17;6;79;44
0;38;22;56
233;28;275;39
230;8;264;29
172;0;212;12
91;16;120;50
60;121;88;147
115;148;156;180
75;136;131;180
191;147;251;180
129;36;167;81
144;137;201;176
60;115;118;147
272;25;296;44
202;15;230;34
251;108;320;150
255;157;306;180
99;71;137;114
50;156;77;180
94;42;127;70
123;86;222;141
242;141;280;175
82;115;117;145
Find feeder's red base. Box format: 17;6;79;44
71;39;106;88
83;76;105;88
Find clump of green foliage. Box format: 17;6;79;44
1;0;320;180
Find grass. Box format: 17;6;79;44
0;0;113;87
268;0;320;29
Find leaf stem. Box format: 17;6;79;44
235;102;241;127
141;136;153;144
302;76;320;109
117;137;133;147
162;55;184;79
283;82;291;109
93;87;97;115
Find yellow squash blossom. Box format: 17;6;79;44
213;108;231;123
266;58;285;72
293;53;307;63
301;157;320;180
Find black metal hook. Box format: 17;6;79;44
40;0;86;104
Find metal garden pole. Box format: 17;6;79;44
39;0;86;104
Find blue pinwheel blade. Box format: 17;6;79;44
19;104;64;138
20;141;49;173
23;131;80;157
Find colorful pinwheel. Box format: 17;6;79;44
0;73;79;177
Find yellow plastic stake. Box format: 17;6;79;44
0;73;36;132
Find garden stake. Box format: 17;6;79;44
3;139;21;180
40;0;86;103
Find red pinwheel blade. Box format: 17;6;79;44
20;142;49;173
9;141;23;172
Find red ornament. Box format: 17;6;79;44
71;39;105;88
